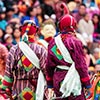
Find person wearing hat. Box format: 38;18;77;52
1;20;47;100
46;3;91;100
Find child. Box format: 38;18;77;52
4;34;13;51
37;19;56;48
5;24;14;35
12;28;21;45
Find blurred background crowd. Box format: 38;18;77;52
0;0;100;79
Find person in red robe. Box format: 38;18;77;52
46;3;91;100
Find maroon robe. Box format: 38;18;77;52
46;33;91;100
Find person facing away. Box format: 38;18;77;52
46;3;91;100
1;20;47;100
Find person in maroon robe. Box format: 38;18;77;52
46;3;91;100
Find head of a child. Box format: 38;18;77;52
5;24;14;35
6;7;14;18
92;14;100;25
13;28;21;39
4;34;12;44
93;48;100;60
95;59;100;74
26;7;37;17
0;11;6;20
78;3;86;15
40;19;56;39
83;13;90;22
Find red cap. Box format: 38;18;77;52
58;2;77;32
21;25;37;36
20;20;38;36
60;2;69;15
59;14;76;32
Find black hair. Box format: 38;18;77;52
92;14;100;24
79;3;86;8
83;45;90;54
0;28;5;43
92;14;100;33
26;7;37;16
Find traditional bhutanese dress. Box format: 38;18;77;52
88;74;100;100
46;33;91;100
2;42;47;100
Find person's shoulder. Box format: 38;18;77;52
65;34;82;45
88;20;93;24
30;42;47;51
78;18;84;23
8;44;19;55
11;44;19;50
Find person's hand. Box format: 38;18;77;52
84;88;90;95
84;88;92;100
47;88;54;100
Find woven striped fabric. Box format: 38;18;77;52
2;43;47;100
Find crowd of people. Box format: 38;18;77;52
0;0;100;100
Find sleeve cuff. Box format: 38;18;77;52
85;85;91;89
47;85;53;88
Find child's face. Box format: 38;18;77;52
6;26;13;34
94;52;100;60
6;37;12;44
79;5;86;15
41;24;56;38
30;8;37;17
0;13;6;19
13;29;21;38
36;6;42;15
95;65;100;74
84;14;90;22
92;15;99;24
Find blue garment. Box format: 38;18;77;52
0;20;7;30
13;14;19;18
83;0;97;7
12;38;22;45
21;16;39;26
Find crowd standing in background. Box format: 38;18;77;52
0;0;100;100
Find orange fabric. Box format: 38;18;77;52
90;77;100;99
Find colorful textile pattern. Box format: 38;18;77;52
19;87;36;100
46;34;91;100
51;45;63;60
0;75;4;88
21;55;34;72
1;43;47;100
94;80;100;100
2;76;13;90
